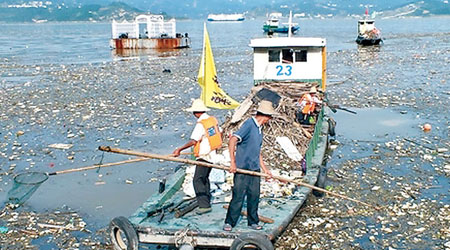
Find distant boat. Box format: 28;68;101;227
110;14;190;50
355;19;382;45
263;13;299;34
207;13;245;22
355;9;382;46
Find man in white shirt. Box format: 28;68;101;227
172;99;222;214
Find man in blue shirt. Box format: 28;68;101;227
223;100;276;231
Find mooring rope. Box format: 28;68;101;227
174;225;197;247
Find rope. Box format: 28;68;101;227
174;225;197;247
96;151;105;173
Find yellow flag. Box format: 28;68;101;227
198;23;240;109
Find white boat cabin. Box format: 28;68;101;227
266;16;280;27
112;14;176;39
357;20;376;35
249;37;327;89
266;12;282;25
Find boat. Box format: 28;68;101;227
207;13;245;22
105;24;333;250
355;19;382;45
355;10;382;45
110;14;191;50
263;13;299;34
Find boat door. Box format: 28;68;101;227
139;23;147;38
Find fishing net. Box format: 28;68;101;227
7;172;48;205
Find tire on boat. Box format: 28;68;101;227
313;165;328;197
179;244;194;250
109;216;139;250
327;117;336;137
230;232;274;250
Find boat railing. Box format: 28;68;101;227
305;107;325;169
112;20;138;38
147;21;176;38
111;18;176;39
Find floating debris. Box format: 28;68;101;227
1;18;448;249
0;206;109;248
423;123;432;132
48;144;73;150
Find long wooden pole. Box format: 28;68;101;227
223;204;274;223
48;152;192;176
98;146;379;209
48;158;151;176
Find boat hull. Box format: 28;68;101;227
263;25;299;34
207;14;245;22
355;35;382;46
110;37;191;49
207;18;245;22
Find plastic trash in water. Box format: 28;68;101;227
0;226;8;234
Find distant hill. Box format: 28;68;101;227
85;0;450;18
246;0;450;18
57;0;416;18
0;2;144;22
0;0;448;22
378;0;450;18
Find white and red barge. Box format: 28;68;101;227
110;14;190;50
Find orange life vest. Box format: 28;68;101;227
299;93;315;114
193;116;222;157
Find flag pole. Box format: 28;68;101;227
203;22;207;104
288;11;293;38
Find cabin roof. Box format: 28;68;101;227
249;37;326;48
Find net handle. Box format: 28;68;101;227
47;152;192;176
48;158;151;176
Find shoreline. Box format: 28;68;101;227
0;15;449;25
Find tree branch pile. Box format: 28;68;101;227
221;81;322;171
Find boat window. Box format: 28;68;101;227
282;49;293;64
268;50;280;62
367;21;374;24
295;50;307;62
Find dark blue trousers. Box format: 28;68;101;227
193;163;212;208
225;172;260;227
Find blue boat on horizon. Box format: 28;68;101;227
263;25;299;34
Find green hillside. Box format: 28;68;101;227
0;2;143;22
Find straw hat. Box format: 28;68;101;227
186;99;210;112
257;100;277;116
310;86;317;93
